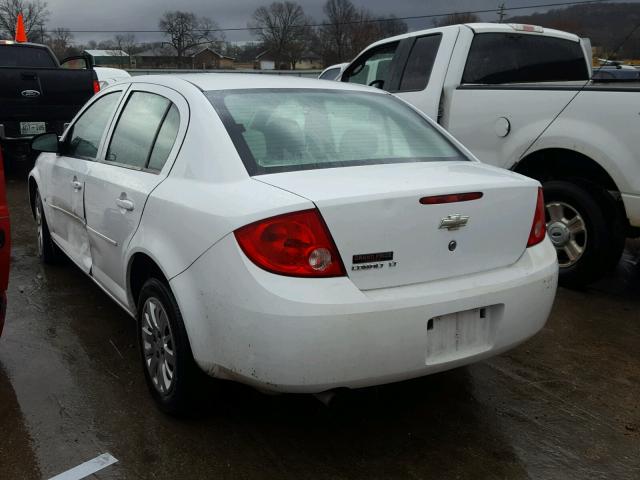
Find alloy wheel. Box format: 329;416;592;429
141;297;176;396
545;201;588;268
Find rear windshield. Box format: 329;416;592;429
0;45;57;68
207;89;466;175
463;33;588;84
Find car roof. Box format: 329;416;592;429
126;73;382;93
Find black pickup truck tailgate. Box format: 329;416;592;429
0;67;94;139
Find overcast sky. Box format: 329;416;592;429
45;0;637;43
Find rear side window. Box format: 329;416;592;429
342;42;398;89
148;104;180;171
208;89;465;175
67;92;121;159
106;92;177;170
0;45;56;68
398;35;442;92
462;33;589;84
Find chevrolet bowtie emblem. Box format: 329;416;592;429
439;214;469;231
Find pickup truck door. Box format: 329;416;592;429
47;90;123;273
83;84;187;305
341;27;460;121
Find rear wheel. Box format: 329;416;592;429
543;180;625;288
137;277;200;415
34;189;62;264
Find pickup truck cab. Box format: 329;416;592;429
341;23;639;287
0;40;98;164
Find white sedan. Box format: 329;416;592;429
94;66;131;89
28;74;558;413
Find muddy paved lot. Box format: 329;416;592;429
0;171;638;480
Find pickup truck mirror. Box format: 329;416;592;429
369;79;385;89
31;133;60;154
60;55;93;70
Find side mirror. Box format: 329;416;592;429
31;133;60;153
369;79;385;89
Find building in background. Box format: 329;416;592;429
84;49;130;68
192;47;235;69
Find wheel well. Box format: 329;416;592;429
129;253;167;308
514;149;619;193
28;177;38;218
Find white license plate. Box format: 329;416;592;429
20;122;46;136
426;307;493;364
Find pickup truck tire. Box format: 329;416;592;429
137;277;201;416
35;189;63;264
543;180;625;288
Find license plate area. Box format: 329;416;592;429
20;122;46;136
426;306;500;365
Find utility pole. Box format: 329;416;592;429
497;3;506;23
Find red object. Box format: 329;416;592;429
527;187;546;247
93;79;101;94
0;146;10;337
14;13;27;43
420;192;483;205
235;209;345;277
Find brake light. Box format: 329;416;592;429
527;188;546;247
420;192;483;205
93;79;101;94
234;209;346;277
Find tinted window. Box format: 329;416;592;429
0;45;57;67
208;90;465;175
67;92;121;159
399;35;442;91
106;92;171;169
319;67;341;80
148;104;180;171
463;33;589;84
342;42;398;89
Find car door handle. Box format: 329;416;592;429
116;198;134;211
72;180;82;191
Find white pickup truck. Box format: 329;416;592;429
340;23;639;287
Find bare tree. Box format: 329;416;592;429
321;0;357;63
114;33;136;67
0;0;49;39
46;26;72;59
250;1;312;70
434;12;480;27
159;11;224;67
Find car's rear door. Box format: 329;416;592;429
83;84;188;305
46;90;123;272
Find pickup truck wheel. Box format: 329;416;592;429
543;180;625;288
137;278;200;415
34;190;62;264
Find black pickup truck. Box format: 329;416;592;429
0;40;97;164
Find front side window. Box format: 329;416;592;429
319;67;341;81
398;35;442;92
342;42;398;89
208;89;465;175
463;33;589;84
66;92;121;159
106;92;177;169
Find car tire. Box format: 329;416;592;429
137;277;200;415
543;180;625;288
35;189;62;264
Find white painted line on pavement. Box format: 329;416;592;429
48;453;118;480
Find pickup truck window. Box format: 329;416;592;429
106;92;174;170
462;33;588;84
0;45;57;68
66;92;121;159
342;42;398;89
398;34;442;92
208;89;465;175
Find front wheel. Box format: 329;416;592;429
543;180;625;288
137;277;200;415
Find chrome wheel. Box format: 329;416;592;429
546;201;587;268
141;297;176;395
35;194;44;257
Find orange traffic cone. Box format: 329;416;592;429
15;13;27;43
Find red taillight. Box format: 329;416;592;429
93;79;101;94
527;187;546;247
420;192;483;205
234;209;346;277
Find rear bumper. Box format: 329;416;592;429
171;236;559;393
